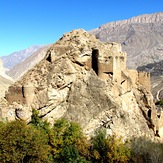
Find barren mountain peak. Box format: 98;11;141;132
98;12;163;30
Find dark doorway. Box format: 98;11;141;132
46;53;51;62
92;49;99;75
148;109;152;118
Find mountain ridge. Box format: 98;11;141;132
7;45;51;80
90;12;163;34
0;45;44;70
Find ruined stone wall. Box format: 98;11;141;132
46;45;71;62
138;72;151;91
23;84;35;105
90;47;127;83
128;69;138;85
121;71;133;93
98;55;113;80
111;44;127;84
5;84;35;106
113;57;121;84
112;56;126;84
5;85;25;104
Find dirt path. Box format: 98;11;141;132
156;87;163;101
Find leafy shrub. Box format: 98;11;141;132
30;109;50;130
91;129;131;163
49;118;89;162
130;136;163;163
1;115;162;163
0;120;50;163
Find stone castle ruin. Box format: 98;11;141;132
0;29;162;139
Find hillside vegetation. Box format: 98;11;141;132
0;109;163;163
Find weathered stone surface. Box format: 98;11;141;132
0;29;161;140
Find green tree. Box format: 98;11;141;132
0;120;50;163
30;108;50;130
49;118;89;162
91;129;131;163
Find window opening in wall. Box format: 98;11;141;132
92;49;99;75
46;53;51;62
22;86;25;98
103;72;113;75
148;109;152;118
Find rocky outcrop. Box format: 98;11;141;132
0;29;159;140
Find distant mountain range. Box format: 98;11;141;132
0;45;45;98
7;45;51;80
1;45;44;70
0;12;162;99
137;60;163;76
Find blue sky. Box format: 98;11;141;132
0;0;163;56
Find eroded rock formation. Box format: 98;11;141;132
0;29;161;140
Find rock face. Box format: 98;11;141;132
0;29;160;140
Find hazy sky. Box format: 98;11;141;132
0;0;163;56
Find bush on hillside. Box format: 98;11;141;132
91;129;131;163
0;111;162;163
0;120;50;163
49;118;89;162
130;136;163;163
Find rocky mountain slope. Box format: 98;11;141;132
7;45;51;80
0;45;44;70
89;12;163;69
0;75;13;98
1;29;161;140
0;59;14;98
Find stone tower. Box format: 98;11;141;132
23;83;35;105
